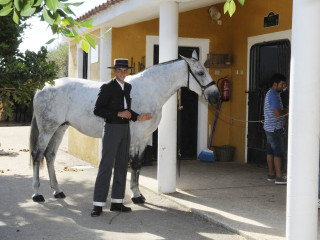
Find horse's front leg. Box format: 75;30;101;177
130;155;146;204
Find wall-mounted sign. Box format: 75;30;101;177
91;45;99;63
264;12;279;28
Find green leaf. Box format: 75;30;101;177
63;6;75;15
45;0;58;12
66;16;75;25
46;38;56;44
224;1;229;14
21;7;36;17
61;28;73;37
0;6;12;16
61;18;70;26
81;40;89;53
56;9;66;17
53;11;61;24
83;34;95;49
43;6;54;24
79;18;94;27
51;23;58;33
34;0;44;7
228;0;236;17
21;1;32;12
13;9;19;23
67;1;83;7
72;28;80;43
0;0;11;4
238;0;245;6
14;0;21;11
57;1;66;9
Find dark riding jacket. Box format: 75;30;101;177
94;78;139;124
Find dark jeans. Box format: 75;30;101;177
265;129;284;158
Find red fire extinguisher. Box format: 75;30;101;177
218;77;230;101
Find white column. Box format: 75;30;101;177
87;47;91;79
76;46;83;78
157;1;179;194
286;1;320;239
98;27;112;164
68;43;71;77
100;27;112;82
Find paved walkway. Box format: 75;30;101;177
0;126;244;240
1;125;319;239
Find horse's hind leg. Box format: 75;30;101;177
32;132;56;202
45;124;69;199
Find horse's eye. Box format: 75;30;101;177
198;71;204;76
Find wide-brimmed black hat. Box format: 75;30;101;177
108;58;134;69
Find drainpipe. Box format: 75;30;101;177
286;1;320;239
157;1;179;194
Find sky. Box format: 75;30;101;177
19;0;107;53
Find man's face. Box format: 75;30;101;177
275;81;287;92
114;68;128;83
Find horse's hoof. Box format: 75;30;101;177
32;194;45;202
54;192;66;198
131;196;145;204
140;194;146;202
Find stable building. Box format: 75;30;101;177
65;1;320;239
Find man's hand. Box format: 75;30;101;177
137;113;152;121
118;110;132;119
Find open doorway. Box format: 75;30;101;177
247;39;291;167
151;45;200;161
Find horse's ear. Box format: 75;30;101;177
192;50;198;60
180;55;192;65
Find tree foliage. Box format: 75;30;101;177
0;13;26;61
0;14;56;117
47;42;68;78
0;0;95;53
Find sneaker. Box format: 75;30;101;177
267;174;276;181
275;176;287;185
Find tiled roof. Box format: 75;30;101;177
76;0;125;22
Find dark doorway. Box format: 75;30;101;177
83;51;88;79
247;39;290;167
152;45;199;160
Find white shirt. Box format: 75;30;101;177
116;79;127;109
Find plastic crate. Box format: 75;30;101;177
213;145;235;162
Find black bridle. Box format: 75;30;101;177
185;60;216;98
153;58;216;97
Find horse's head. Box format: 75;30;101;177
180;51;220;105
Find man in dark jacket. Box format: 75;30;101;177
91;59;152;217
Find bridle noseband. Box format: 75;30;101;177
186;60;216;97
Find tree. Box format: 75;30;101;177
47;42;68;78
0;0;95;53
0;14;56;117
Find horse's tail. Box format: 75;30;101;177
29;114;44;166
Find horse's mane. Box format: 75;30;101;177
137;58;183;75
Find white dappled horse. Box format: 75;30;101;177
30;51;220;203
